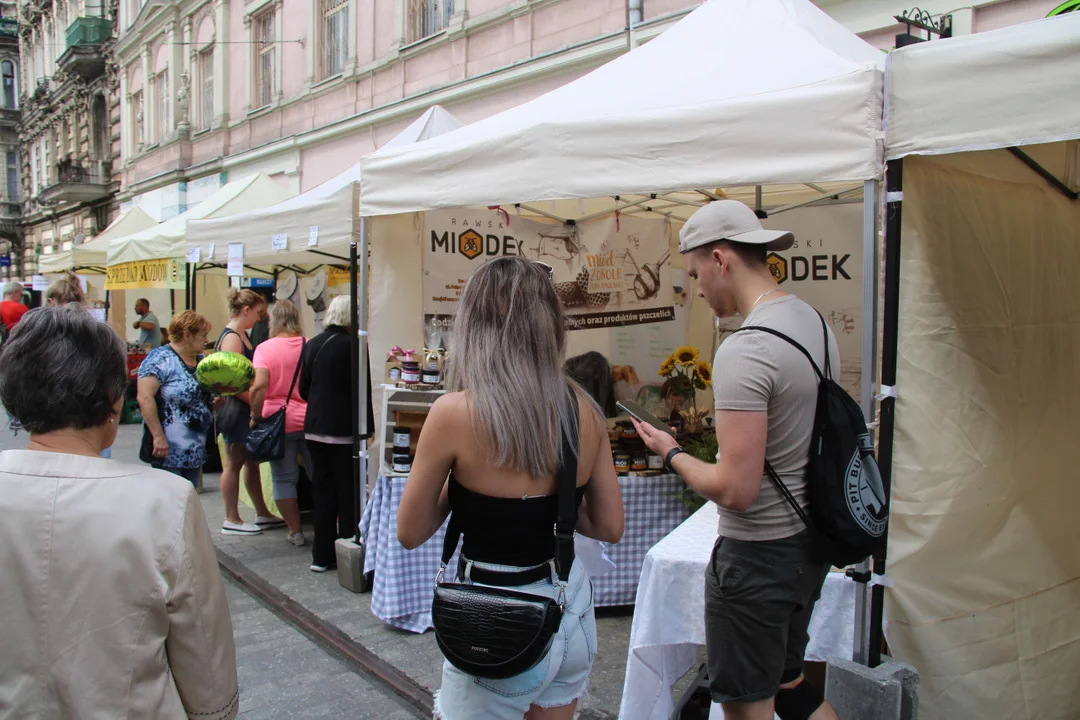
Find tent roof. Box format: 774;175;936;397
358;0;884;217
886;13;1080;159
186;106;463;267
107;173;294;265
38;206;158;274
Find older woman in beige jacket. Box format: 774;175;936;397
0;305;239;720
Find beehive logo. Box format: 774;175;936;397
459;230;482;260
766;252;787;284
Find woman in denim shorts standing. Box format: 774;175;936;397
398;257;625;720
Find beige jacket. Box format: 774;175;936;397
0;450;239;720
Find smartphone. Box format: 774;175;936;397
616;400;675;436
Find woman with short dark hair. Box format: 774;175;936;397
0;305;239;719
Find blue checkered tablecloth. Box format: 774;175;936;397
359;473;691;633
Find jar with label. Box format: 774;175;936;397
631;454;647;472
421;367;441;385
620;422;639;441
392;427;411;451
387;365;402;382
613;452;630;475
392;452;412;474
400;360;421;385
646;451;664;471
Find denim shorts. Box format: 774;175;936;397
434;558;596;720
269;432;312;501
220;403;251;445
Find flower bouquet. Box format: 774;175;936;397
659;346;712;434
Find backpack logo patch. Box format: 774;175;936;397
845;435;888;537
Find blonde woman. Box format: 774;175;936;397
45;272;86;306
398;257;624;720
250;299;310;546
217;288;279;535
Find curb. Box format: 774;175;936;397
216;549;434;718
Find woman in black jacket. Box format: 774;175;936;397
298;295;373;572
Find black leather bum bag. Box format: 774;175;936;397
431;394;579;680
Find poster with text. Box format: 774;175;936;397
422;210;674;347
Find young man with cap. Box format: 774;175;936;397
633;200;841;720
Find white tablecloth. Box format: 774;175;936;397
359;473;690;632
618;502;856;720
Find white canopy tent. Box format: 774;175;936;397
359;0;884;215
352;0;888;669
38;206;157;275
106;172;294;266
186;106;463;267
877;14;1080;720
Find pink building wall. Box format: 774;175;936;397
117;0;1058;205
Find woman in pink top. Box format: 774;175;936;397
250;300;311;546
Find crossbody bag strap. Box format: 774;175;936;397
282;338;306;409
309;334;341;376
731;325;825;382
553;387;580;584
763;460;811;531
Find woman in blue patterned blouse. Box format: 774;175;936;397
137;311;215;487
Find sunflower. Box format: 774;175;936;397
673;345;699;366
695;359;712;387
658;356;676;377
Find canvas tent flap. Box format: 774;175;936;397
107;173;293;265
359;0;884;216
886;13;1080;160
186;106;463;267
885;150;1080;720
38;206;158;274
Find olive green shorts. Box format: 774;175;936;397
704;529;830;704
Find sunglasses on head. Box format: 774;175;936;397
533;261;554;280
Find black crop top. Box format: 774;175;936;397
448;475;587;568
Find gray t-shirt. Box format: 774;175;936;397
138;312;161;348
712;294;840;541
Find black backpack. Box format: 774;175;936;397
733;313;887;567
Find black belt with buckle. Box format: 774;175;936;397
456;556;553;587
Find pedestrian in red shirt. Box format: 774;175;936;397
1;281;28;332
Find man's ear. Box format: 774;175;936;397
712;246;728;275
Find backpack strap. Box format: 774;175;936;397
731;321;829;382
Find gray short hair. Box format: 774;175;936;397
2;281;22;296
0;305;127;433
323;295;350;329
268;298;303;337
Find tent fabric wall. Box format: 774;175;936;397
885;13;1080;160
358;0;884;216
885;150;1080;720
38;207;158;274
107;173;294;266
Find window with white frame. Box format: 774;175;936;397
2;60;17;109
321;0;348;79
408;0;452;43
6;150;18;203
155;70;168;142
199;47;214;129
253;9;276;108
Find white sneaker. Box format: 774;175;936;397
222;521;262;536
255;515;286;528
288;532;307;546
310;564;333;573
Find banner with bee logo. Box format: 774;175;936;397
421;210;674;343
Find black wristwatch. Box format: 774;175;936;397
664;446;687;473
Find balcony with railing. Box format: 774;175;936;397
58;17;112;79
39;160;111;204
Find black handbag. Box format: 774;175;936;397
431;392;579;680
245;339;305;462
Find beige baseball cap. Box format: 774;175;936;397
678;200;794;254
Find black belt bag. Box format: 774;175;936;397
431;392;579;680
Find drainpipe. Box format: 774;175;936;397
627;0;642;48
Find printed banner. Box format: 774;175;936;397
422;210;673;344
105;257;186;290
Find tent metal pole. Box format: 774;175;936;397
190;263;199;312
515;203;571;224
349;241;361;543
755;186;763;215
852;179;881;666
871;159;904;668
571;196;656;224
356;218;371;538
766;185;864;216
184;262;190;310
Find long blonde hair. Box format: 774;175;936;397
447;257;597;478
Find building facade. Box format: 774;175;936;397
76;0;1069;244
0;2;20;281
17;0;118;281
